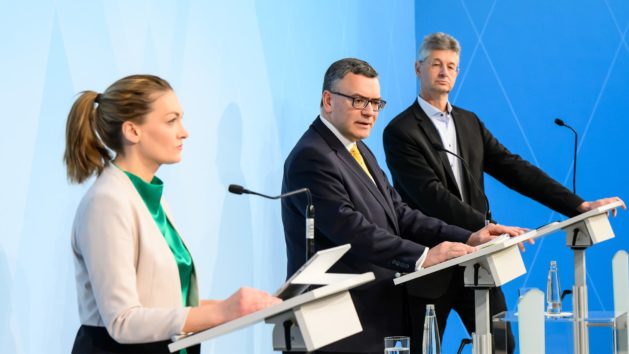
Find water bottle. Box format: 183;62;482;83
546;260;562;315
384;336;410;353
422;304;441;354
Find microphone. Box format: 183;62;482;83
228;184;316;260
554;118;578;194
227;184;247;194
433;145;492;225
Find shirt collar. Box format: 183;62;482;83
112;163;164;215
417;95;453;122
319;115;356;151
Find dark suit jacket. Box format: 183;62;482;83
383;101;584;232
281;117;471;352
383;101;583;299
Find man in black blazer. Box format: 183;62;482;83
282;58;523;354
383;32;624;353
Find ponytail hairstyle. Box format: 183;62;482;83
63;74;173;183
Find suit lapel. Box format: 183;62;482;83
312;119;400;231
451;108;472;203
411;102;460;195
451;107;489;209
357;142;400;232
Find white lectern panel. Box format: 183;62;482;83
518;289;545;354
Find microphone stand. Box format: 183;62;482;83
434;146;492;225
228;184;318;354
554;118;578;194
228;184;316;260
554;118;592;354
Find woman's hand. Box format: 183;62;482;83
183;287;281;333
216;287;282;323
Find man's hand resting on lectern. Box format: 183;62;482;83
467;223;529;251
577;196;626;217
422;224;527;268
423;241;476;268
467;223;525;246
467;223;535;252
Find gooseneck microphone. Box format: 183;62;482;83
228;184;316;260
433;145;492;225
554;118;578;194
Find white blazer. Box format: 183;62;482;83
71;164;199;343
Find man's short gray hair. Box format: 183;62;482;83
417;32;461;62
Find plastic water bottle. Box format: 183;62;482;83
546;260;562;315
422;304;441;354
384;336;410;354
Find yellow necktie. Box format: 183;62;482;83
349;144;375;182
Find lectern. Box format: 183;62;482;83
393;201;623;354
547;200;622;354
395;229;527;354
168;244;374;352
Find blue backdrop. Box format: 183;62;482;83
0;1;626;353
414;1;628;352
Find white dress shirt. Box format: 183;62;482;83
417;96;466;202
319;115;357;152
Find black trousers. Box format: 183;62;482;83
409;267;515;354
71;325;200;354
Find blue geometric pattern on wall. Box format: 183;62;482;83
414;1;629;352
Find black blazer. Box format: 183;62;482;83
383;100;584;232
281;117;470;352
383;101;584;300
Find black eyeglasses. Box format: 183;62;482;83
328;90;387;111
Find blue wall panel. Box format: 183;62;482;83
0;1;416;353
413;1;629;352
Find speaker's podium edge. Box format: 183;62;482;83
168;244;375;352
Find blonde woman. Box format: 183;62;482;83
64;75;280;353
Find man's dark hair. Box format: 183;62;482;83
322;58;378;93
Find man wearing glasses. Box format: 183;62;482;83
383;32;624;353
281;57;522;353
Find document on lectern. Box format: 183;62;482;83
274;244;354;299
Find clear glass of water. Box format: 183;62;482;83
384;336;410;354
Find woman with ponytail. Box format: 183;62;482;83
65;75;280;354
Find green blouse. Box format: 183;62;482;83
122;169;193;307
